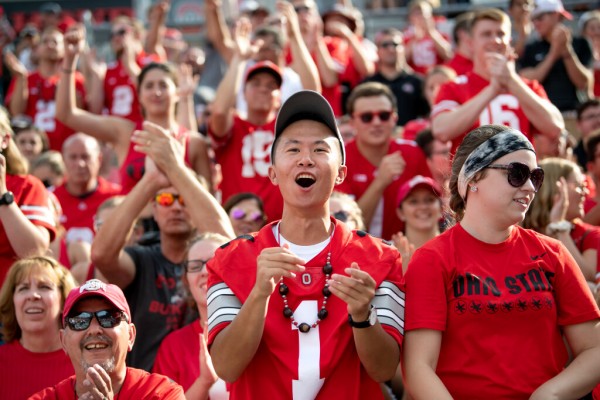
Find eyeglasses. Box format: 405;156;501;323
231;208;264;222
110;28;127;38
332;210;349;222
294;5;310;13
355;111;393;124
66;310;128;331
378;41;401;49
155;192;185;207
580;112;600;122
184;258;212;273
485;162;544;192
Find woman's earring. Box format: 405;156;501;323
470;186;478;192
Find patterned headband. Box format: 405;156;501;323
457;129;535;200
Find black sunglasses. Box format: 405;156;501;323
355;111;393;124
485;162;544;192
378;40;401;49
333;210;349;222
66;309;128;331
294;5;310;13
184;258;212;273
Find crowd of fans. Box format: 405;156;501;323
0;0;600;398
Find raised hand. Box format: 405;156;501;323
176;63;199;98
549;177;569;223
64;28;86;59
233;18;262;60
391;231;415;273
4;51;28;77
132;121;185;175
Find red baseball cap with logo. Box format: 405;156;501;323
245;61;283;87
396;175;442;207
62;279;131;326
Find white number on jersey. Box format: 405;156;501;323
479;94;521;130
291;300;325;400
111;85;134;116
241;129;274;178
35;100;56;132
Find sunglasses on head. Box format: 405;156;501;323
332;210;349;222
184;258;213;273
355;111;393;124
111;28;127;38
231;208;264;222
155;192;185;207
66;309;127;331
485;162;544;192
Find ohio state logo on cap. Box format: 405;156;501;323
79;279;107;293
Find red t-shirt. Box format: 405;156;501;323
29;367;185;399
445;52;474;76
402;118;430;141
405;224;600;399
207;219;404;400
209;115;283;222
431;71;548;154
53;177;122;244
594;62;600;98
336;139;432;240
0;340;73;400
0;174;56;286
5;71;86;151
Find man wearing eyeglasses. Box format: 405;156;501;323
337;82;431;240
362;28;429;127
91;121;234;372
31;279;185;399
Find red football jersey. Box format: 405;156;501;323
5;71;86;151
0;174;56;285
404;30;450;75
336;138;432;240
207;219;404;400
431;71;548;154
445;53;474;76
103;60;144;122
53;177;122;244
405;224;600;399
209;115;283;222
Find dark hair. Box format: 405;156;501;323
223;192;266;217
374;28;403;45
449;124;510;221
415;128;434;158
453;11;474;44
346;82;398;116
577;98;600;121
137;62;178;92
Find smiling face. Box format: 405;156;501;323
138;67;179;118
470;149;538;229
13;265;62;337
565;169;587;220
269;120;346;211
398;186;442;232
15;130;45;162
471;18;511;68
60;297;134;377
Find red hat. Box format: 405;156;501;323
245;61;283;87
397;175;441;207
62;279;131;326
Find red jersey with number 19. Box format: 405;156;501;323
431;71;548;154
209;115;283;222
207;219;404;400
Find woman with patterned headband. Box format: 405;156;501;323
403;124;600;399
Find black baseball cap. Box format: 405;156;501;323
272;90;345;164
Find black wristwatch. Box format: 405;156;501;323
348;305;377;328
0;191;14;206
